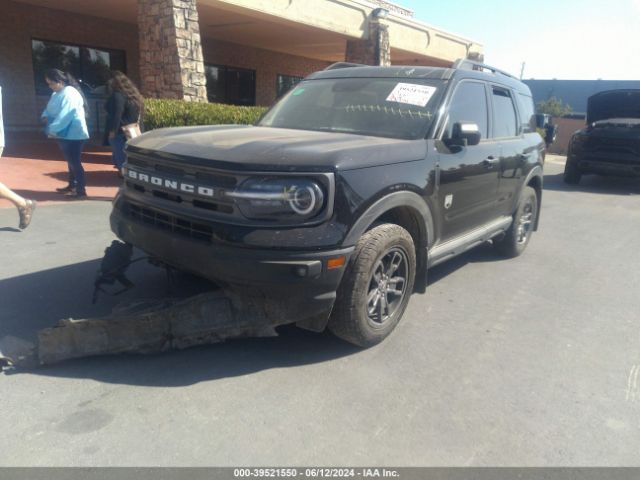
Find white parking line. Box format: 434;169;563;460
626;364;638;402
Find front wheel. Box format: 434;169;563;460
563;157;582;184
329;224;416;347
494;186;538;258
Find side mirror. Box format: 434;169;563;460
535;114;547;129
449;122;481;147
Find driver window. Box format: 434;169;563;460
443;81;488;140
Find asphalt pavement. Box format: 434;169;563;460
1;157;639;466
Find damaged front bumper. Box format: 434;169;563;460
110;198;354;328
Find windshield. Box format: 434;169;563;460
258;78;445;140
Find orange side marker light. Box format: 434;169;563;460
327;256;346;270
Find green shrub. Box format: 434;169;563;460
536;97;572;117
143;98;268;130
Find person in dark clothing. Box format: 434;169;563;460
104;71;144;176
544;121;558;148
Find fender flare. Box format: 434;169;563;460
521;164;544;230
522;164;544;189
342;191;435;248
341;191;435;293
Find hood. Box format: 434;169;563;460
127;125;427;172
587;89;640;124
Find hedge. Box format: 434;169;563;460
143;98;268;130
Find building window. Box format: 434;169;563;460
31;39;126;96
276;74;303;98
205;64;256;106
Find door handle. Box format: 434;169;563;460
482;156;499;168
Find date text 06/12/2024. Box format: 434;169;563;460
233;468;400;478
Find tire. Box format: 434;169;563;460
563;157;582;184
494;186;538;258
329;224;416;347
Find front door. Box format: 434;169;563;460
437;80;501;241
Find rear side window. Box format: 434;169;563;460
516;93;536;133
491;87;518;138
443;81;488;140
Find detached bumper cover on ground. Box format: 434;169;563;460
1;290;281;369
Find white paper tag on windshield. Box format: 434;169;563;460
386;83;436;107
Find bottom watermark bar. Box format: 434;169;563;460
1;468;640;480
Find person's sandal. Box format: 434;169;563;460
18;199;37;230
65;190;87;199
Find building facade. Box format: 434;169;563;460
0;0;483;132
524;79;640;115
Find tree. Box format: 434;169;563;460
536;96;572;117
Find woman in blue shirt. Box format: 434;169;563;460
41;69;90;198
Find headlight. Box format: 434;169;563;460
571;133;587;150
227;177;325;221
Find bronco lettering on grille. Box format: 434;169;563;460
127;169;215;198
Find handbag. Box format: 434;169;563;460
121;122;141;140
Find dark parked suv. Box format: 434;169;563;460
565;89;640;184
110;59;544;347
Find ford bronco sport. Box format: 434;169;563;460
564;89;640;184
110;59;544;347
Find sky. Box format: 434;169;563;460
398;0;640;80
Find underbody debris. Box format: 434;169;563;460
1;290;278;370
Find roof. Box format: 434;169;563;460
308;62;531;94
523;79;640;114
307;65;454;81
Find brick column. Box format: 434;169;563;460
345;20;390;66
138;0;207;102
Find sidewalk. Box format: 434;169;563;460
0;133;121;207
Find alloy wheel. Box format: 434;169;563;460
366;247;409;326
516;200;535;244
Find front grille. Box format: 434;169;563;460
124;151;241;221
122;147;334;228
196;171;237;188
125;180;235;214
127;157;149;168
124;201;213;243
155;164;185;177
591;137;638;155
136;160;238;187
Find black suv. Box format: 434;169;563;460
110;59;544;347
564;89;640;184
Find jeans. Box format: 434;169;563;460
108;133;127;170
58;139;86;194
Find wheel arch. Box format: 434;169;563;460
523;166;543;231
342;191;434;293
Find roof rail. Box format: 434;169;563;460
324;62;368;70
452;58;517;80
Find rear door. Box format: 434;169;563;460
490;86;527;216
436;80;501;241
